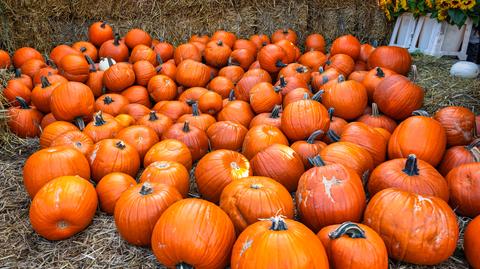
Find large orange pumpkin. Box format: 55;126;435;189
143;139;192;170
103;62;136;92
321;75;367;120
438;140;480;176
139;161;189;197
50;81;95;126
242;124;289;160
434;106;476;146
162;121;209;161
330;34;361;60
115;125;159;160
7;97;43;138
446;162;480;217
367;46;412;75
357;103;397;133
207;120;248;151
176;59;211;88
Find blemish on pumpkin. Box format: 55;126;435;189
239;239;253;257
57;220;68;229
322;175;342;203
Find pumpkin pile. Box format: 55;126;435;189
1;22;479;268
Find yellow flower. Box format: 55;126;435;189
401;0;408;10
460;0;476;10
436;0;450;9
425;0;433;8
385;8;392;20
438;8;448;20
394;0;401;12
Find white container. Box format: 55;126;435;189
389;13;419;48
442;23;466;52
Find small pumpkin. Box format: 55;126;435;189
20;58;46;78
325;54;355;76
438;139;480;176
7;97;43;138
137;111;173;137
119;103;151;121
3;79;32;105
249;104;282;129
311;67;341;91
207;120;248;151
250;34;270;49
122;85;152;107
235;70;272;101
139;161;189;197
367;46;412;75
96;172;136;214
242;124;289;160
298;50;327;71
198;91;223;115
362;67;395;101
115;125;159;160
177;102;216;131
153;41;175;62
248;82;282;114
39;121;78;148
153;100;191;122
58;54;90;82
305;33;326;52
83;111;123;143
175;59;210;88
322;107;348;144
434;106;476;146
356;103;397;133
178;87;208;104
205;40;232;68
0;49;11;68
72;41;98;62
271;28;298;44
143;139;192;169
31;76;63;113
257;44;288;73
174;43;202;65
320;141;374;179
12;47;43;68
50;45;82;66
278;63;312;83
211;30;237;48
129;44;156;64
132;60;157;86
218;67;244;85
85;56;105;98
291;130;327;168
50;130;94;156
330;34;361;60
124;28;152;49
94;93;129;116
88;21;114;47
162;121;209;161
217;93;255;128
464;215;480;269
103;62;136;92
321;75;368;120
446;162;480;217
98;33;129;62
147;74;177;102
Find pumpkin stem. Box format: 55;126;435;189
328;222;366;239
46;58;55;67
155;65;162;73
74;117;85;131
107;57;115;67
79;47;87;53
372;40;378;47
14;68;21;78
103;95;114;104
275;60;287;68
270;105;282;119
402;154;420;176
328;107;334;122
182;121;190;132
296;66;307;74
326;129;340;142
115;140;126;149
100;21;107;28
325;60;331;66
308;155;326;167
228;89;235;101
15;97;30;109
139;182;154;195
40;76;51;88
176;262;194;269
217;40;223;46
337;74;345;82
269;215;288;231
375;67;385;78
371;103;380;117
307;130;324;144
320;75;328;85
251;183;263;189
148;111;158;121
262;41;267;47
185;99;196;106
318;66;325;73
279;76;287;88
411;65;418;83
156;54;163;65
466;138;480;150
85;55;96;72
470;147;480;162
113;33;121;46
93;111;107;126
312;90;323;102
412;110;429;117
191;102;200;116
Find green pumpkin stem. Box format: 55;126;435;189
326;129;340;142
15;97;30;109
191;102;200;116
307;130;324;144
372;40;379;47
107;57;115;67
312;90;323;102
217;40;223;46
308;155;326;167
337;74;345;82
470;147;480;162
113;33;121;46
100;21;107;28
14;68;21;78
279;76;287;88
156;54;163;65
269;216;288;231
371;103;380;117
115;140;126;149
328;222;366;239
275;60;287;68
228;89;235;101
375;67;385;78
412;110;429;117
93;111;107;126
74;117;85;131
296;66;307;74
318;66;325;73
183;121;190;132
328;107;334;122
139;182;154;195
40;76;51;88
403;154;420;176
103;95;114;105
270;105;282;119
148;111;158;121
79;47;87;53
85;55;96;72
176;263;194;269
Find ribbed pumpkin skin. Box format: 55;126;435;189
363;188;459;265
231;218;329;269
115;125;159;160
207;121;248;151
446;163;480;217
320;141;374;179
23;146;91;198
103;63;136;92
220;176;293;233
296;162;366;232
330;34;361;60
368;156;449;201
318;223;388;269
39;121;78;148
434;106;475;146
464;216;480;269
29;176;97;240
388;115;447;166
438;144;480;176
321;77;367;120
50;130;94;156
161;122;209;161
176;59;210;87
151;198;236;269
241;124;289;160
95;172;136;214
357;103;397;133
339;122;387;166
217;100;255;128
139;161;190;197
50;81;95;122
143;139;192;170
367;46;412;75
195;150;252;203
114;182;182;246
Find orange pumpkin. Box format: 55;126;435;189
124;28;152;49
305;33;326;52
242;124;289;160
88;21;114;47
139;161;189;197
39;121;78;148
357;103;397;133
325;54;355;76
115;125;159;160
464;215;480;269
434;106;476;146
50;81;95;126
175;59;211;87
321;75;367;120
95;172;136;214
103;62;136;92
58;54;90;82
438;140;480;176
50;130;94;156
362;67;395;101
83;111;123;143
330;34;361;60
207;120;248;151
98;33;129;62
367;46;412;75
94;93;129;116
121;85;152;107
446;162;480;217
143;139;192;170
291;130;327;168
162;121;209;161
320;141;374;179
7;97;43;138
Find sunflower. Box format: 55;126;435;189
460;0;476;10
451;0;462;8
437;8;449;20
436;0;451;9
425;0;434;8
400;0;408;10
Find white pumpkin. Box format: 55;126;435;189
99;57;116;71
450;61;479;79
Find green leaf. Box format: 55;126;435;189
448;9;467;27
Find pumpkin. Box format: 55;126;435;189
58;54;90;82
257;44;288;73
198;91;223;115
242;124;289;160
39;121;78;148
3;79;32;106
122;85;152;107
157;58;177;80
137;111;173;137
115;125;159;160
147;74;177;102
153;41;175;62
178;87;208;104
207;120;248;151
72;41;98;62
11;68;33;89
189;34;210;44
362;67;395;101
33;67;66;86
96;172;136;214
229;48;255;70
235;71;272;101
23;146;90;197
231;216;329;269
88;139;140;182
320;141;374;179
94;93;129;116
175;59;210;88
31;76;62;113
114;182;181;246
363;188;458;265
388;111;447;166
249;105;282;129
217;95;255;128
251;144;305;192
356;103;397;133
119;103;151;121
330;34;361;60
367;46;412;75
84;57;105;98
99;33;129;62
7;97;43;138
247;82;281;114
296;156;366;232
271;28;298;44
50;45;82;66
354;61;368;71
151;198;236;269
250;34;270;49
144;139;192;169
374;74;424;120
291;130;327;168
153;100;191;122
174;43;202;65
115;113;135;127
88;21;114;47
211;30;236;47
195;150;252;203
20;58;46;78
50;81;95;127
282;87;311;107
40;113;57;129
325;54;355;76
139;161;189;197
204;40;232;68
434;106;475;146
359;43;376;62
103;62;135;92
281;95;330;141
274;39;297;63
132;60;156;86
348;70;367;82
464;215;480;269
446;162;480;217
177;102;216;131
311;67;341;91
50;130;94;156
298;50;327;71
317;222;388;269
220;176;294;233
321;75;367;120
129;44;156;64
305;33;326;52
162;121;209;161
233;39;257;55
0;49;11;68
368;154;449;201
206;76;233;99
218;67;244;85
438;140;480;176
12;47;43;68
278;63;311;83
29;175;97;240
322;107;348;144
123;28;152;49
83;111;123;143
